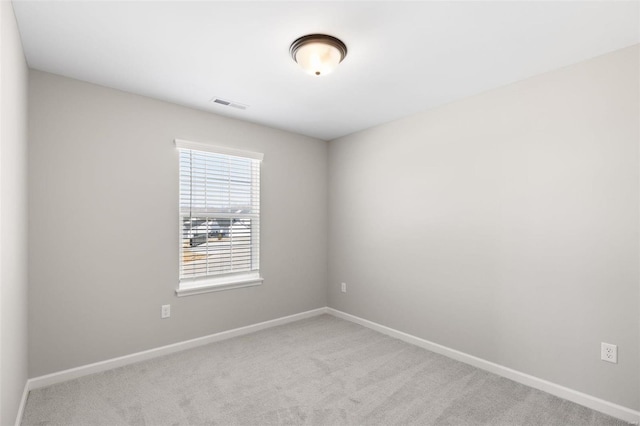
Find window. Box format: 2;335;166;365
175;139;263;296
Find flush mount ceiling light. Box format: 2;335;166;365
290;34;347;77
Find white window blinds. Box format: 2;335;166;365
176;140;261;285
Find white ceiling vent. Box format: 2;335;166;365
210;97;248;110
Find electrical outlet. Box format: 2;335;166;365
341;282;347;293
601;342;617;363
161;304;171;319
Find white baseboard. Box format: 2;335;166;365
19;306;639;425
14;382;30;426
27;307;328;391
326;308;640;425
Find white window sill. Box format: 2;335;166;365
176;273;263;297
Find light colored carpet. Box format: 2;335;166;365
22;314;631;425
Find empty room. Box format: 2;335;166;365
1;1;639;425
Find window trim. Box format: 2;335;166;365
176;272;264;297
175;139;263;296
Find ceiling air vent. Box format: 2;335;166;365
210;97;248;110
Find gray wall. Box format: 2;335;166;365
328;45;639;410
0;1;29;424
28;71;328;377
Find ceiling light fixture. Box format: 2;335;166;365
290;34;347;77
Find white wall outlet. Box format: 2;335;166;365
161;304;171;319
341;282;347;293
601;342;617;363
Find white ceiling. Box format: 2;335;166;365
12;1;640;141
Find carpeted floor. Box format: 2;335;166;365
22;314;631;425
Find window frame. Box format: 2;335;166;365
174;139;263;297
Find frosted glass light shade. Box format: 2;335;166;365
294;42;341;76
290;34;347;77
